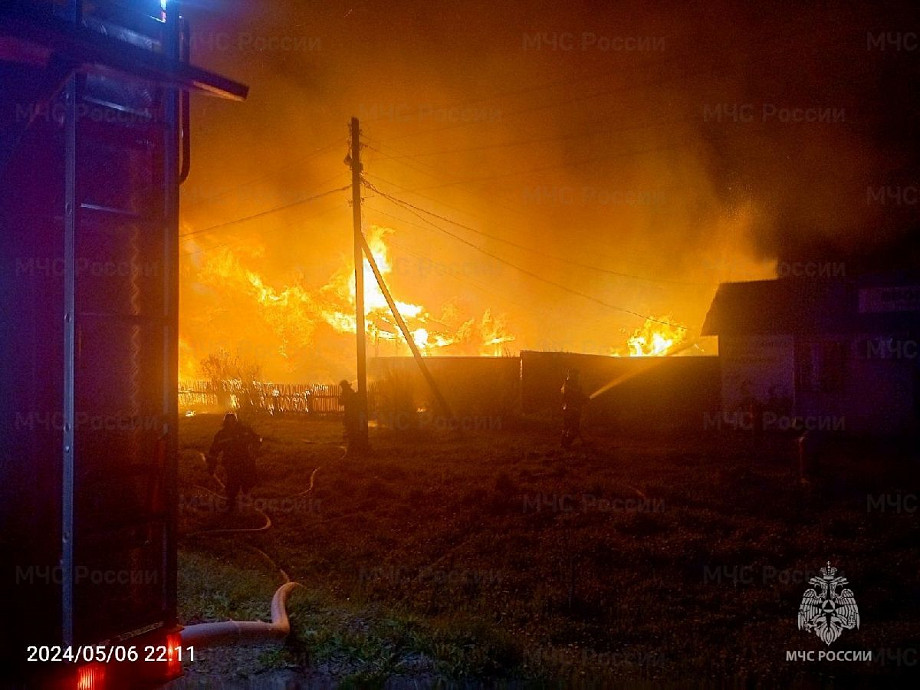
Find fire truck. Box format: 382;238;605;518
0;1;246;687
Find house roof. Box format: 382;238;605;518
702;275;920;336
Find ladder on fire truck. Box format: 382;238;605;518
0;1;246;685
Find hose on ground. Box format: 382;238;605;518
180;581;300;647
177;447;341;647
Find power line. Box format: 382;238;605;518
361;46;686;130
362;180;686;329
364;203;564;318
365;136;693;194
358;139;747;286
366;206;625;337
181;138;344;210
364;175;718;295
374;25;844;146
182;201;351;257
180;182;350;240
363;112;685;160
362;177;713;287
359;147;688;279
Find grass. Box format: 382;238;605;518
174;413;919;686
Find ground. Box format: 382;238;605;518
168;414;918;688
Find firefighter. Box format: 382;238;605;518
561;368;588;448
339;379;362;454
207;412;262;511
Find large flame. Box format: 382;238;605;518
321;226;426;341
180;224;515;381
614;316;687;357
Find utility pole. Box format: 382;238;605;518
349;117;368;450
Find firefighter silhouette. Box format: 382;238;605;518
339;379;361;453
561;369;588;448
207;412;261;511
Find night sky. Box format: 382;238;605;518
177;0;920;381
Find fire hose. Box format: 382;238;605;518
179;582;300;646
178;450;338;648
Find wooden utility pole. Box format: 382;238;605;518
349;117;368;449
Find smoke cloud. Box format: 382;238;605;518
178;0;920;381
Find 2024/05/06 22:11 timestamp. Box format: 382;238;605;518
26;645;196;663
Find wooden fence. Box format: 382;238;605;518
178;381;377;414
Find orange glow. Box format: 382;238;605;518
180;224;515;382
76;663;105;690
615;316;687;357
321;226;427;336
166;632;183;678
178;336;198;380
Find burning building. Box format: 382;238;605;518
180;224;517;384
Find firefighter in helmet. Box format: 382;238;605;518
207;412;262;511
